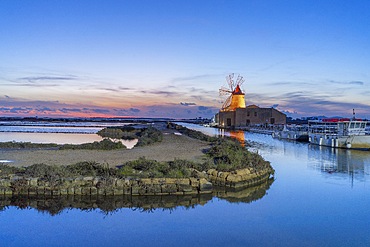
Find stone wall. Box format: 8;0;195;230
0;176;213;196
206;166;274;189
0;167;273;196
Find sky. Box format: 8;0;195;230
1;0;370;119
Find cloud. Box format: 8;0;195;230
140;90;180;97
112;108;141;116
0;95;219;119
180;102;196;106
0;74;80;88
91;109;110;114
198;106;209;111
19;76;77;83
129;108;140;113
328;80;365;86
60;108;82;113
100;88;121;92
275;92;370;118
8;107;33;113
36;107;55;112
170;74;212;83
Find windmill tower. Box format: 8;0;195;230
219;73;246;111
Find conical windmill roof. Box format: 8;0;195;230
232;85;244;95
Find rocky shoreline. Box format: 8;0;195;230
0;166;273;196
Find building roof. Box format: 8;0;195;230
247;104;259;108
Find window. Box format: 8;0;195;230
254;112;257;117
247;111;250;116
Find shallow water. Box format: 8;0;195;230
1;123;370;246
0;132;104;144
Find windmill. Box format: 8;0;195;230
219;73;246;111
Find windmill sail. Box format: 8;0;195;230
219;74;246;111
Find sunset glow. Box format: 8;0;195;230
1;1;370;119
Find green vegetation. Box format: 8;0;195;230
135;127;163;146
97;125;163;146
0;142;58;149
60;139;125;150
115;138;270;177
206;139;270;171
118;157;196;178
98;126;138;140
0;162;117;180
0;163;21;175
0;139;125;150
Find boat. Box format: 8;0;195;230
272;125;309;142
308;118;370;150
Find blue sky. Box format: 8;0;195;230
1;0;370;119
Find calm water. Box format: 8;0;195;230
0;122;137;147
1;123;370;246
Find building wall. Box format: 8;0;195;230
216;111;235;128
217;108;286;128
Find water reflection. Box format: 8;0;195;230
308;145;370;179
229;130;245;146
181;123;370;187
0;179;273;216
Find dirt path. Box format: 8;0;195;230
0;129;211;167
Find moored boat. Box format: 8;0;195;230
272;125;309;142
308;118;370;150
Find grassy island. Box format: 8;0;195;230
0;122;274;196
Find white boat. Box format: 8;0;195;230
272;125;308;142
308;118;370;150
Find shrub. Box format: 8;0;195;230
118;157;192;178
64;161;105;177
0;164;23;177
136;127;163;146
24;163;66;187
97;125;163;146
206;138;270;171
24;163;66;178
60;138;125;150
0;142;58;149
97;128;124;139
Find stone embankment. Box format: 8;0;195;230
0;176;213;196
206;166;274;189
0;167;274;196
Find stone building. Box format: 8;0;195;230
215;105;286;128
